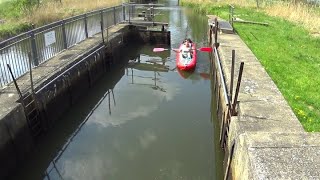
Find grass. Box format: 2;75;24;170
28;0;121;25
264;1;320;36
0;0;121;40
182;1;320;132
0;21;32;38
182;0;320;36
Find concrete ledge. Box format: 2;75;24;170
232;132;320;179
212;24;320;179
218;33;304;133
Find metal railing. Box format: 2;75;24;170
209;16;244;150
0;4;131;89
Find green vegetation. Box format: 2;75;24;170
0;22;32;39
0;0;37;17
0;0;38;40
0;0;34;39
0;0;121;40
182;1;320;132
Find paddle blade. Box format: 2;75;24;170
198;47;213;52
153;48;168;52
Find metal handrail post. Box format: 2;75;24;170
62;20;68;49
29;31;39;66
214;47;229;105
100;10;104;30
84;14;88;38
113;7;117;25
100;21;105;44
122;5;126;21
28;52;34;94
129;4;131;23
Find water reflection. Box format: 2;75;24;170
39;48;184;180
39;43;217;179
124;51;182;101
177;68;194;79
43;88;117;180
126;54;170;92
42;76;119;180
10;3;223;180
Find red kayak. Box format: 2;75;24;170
176;43;197;71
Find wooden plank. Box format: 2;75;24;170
123;3;165;7
123;20;169;26
206;15;218;19
234;20;269;26
219;20;234;34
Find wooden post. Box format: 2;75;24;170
230;50;235;102
232;62;244;115
214;18;219;48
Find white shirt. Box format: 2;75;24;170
181;45;192;53
180;44;192;59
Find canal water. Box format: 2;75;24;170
11;2;224;180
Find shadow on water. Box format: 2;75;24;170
9;43;143;180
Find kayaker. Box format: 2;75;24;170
181;39;193;58
172;39;193;58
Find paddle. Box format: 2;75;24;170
153;48;170;52
198;47;213;52
153;47;212;52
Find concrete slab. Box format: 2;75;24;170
219;20;234;34
215;21;320;179
218;32;304;134
207;16;234;34
233;132;320;179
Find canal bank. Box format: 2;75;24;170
208;16;320;179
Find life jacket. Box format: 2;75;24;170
181;45;192;58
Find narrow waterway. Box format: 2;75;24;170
11;2;224;180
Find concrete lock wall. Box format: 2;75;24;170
33;27;131;134
0;42;113;180
35;46;108;130
0;104;33;179
0;24;170;178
